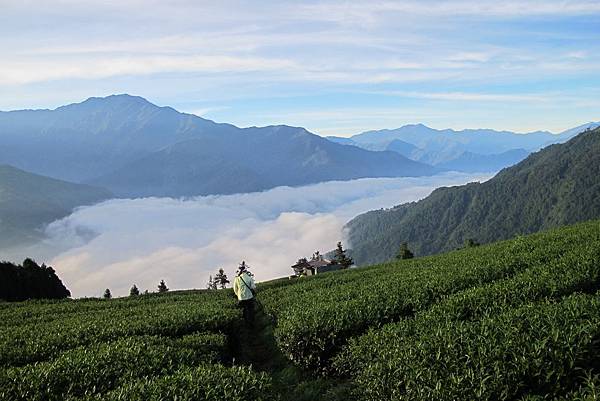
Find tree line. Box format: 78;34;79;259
0;259;71;301
103;279;170;299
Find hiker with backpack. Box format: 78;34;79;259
233;261;256;324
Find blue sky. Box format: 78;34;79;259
1;0;599;136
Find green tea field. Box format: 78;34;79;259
2;220;600;400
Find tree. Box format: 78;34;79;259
0;259;71;302
157;280;169;293
103;288;112;299
206;275;217;290
311;251;323;261
396;243;414;260
214;268;230;289
333;241;354;269
129;284;140;296
464;238;480;248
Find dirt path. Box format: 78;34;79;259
230;300;352;401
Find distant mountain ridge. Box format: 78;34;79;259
89;124;437;197
0;95;236;183
0;165;111;249
327;122;599;172
435;148;529;173
0;95;437;197
346;126;600;265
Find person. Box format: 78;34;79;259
233;261;256;324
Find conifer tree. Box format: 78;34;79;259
129;284;140;296
334;241;354;269
103;288;112;299
396;242;414;260
206;275;217;290
157;279;169;293
214;268;230;289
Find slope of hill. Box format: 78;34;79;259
2;220;599;400
0;95;437;197
346;127;600;265
0;165;111;249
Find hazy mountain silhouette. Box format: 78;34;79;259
327;122;596;172
0;95;437;197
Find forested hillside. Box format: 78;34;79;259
0;165;111;249
0;259;71;301
346;127;600;265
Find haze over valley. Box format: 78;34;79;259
1;94;598;296
5;172;487;297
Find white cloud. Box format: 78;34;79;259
297;1;600;21
364;90;550;102
37;173;490;297
0;55;296;86
1;0;598;135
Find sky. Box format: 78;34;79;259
1;0;599;136
18;172;488;297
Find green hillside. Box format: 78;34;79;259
1;219;600;400
346;127;600;265
0;165;111;249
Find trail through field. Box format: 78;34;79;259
231;301;352;401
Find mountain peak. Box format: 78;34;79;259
80;94;156;107
53;94;164;117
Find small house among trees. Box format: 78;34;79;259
291;251;342;276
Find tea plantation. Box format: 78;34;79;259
1;219;600;400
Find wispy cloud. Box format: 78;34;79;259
364;90;551;102
298;1;600;21
0;55;296;86
0;0;598;133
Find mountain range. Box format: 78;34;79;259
346;126;600;265
0;95;436;198
0;165;111;250
327;122;600;171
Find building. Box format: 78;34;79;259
291;255;341;276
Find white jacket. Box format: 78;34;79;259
233;272;256;301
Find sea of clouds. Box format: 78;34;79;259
36;173;490;297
